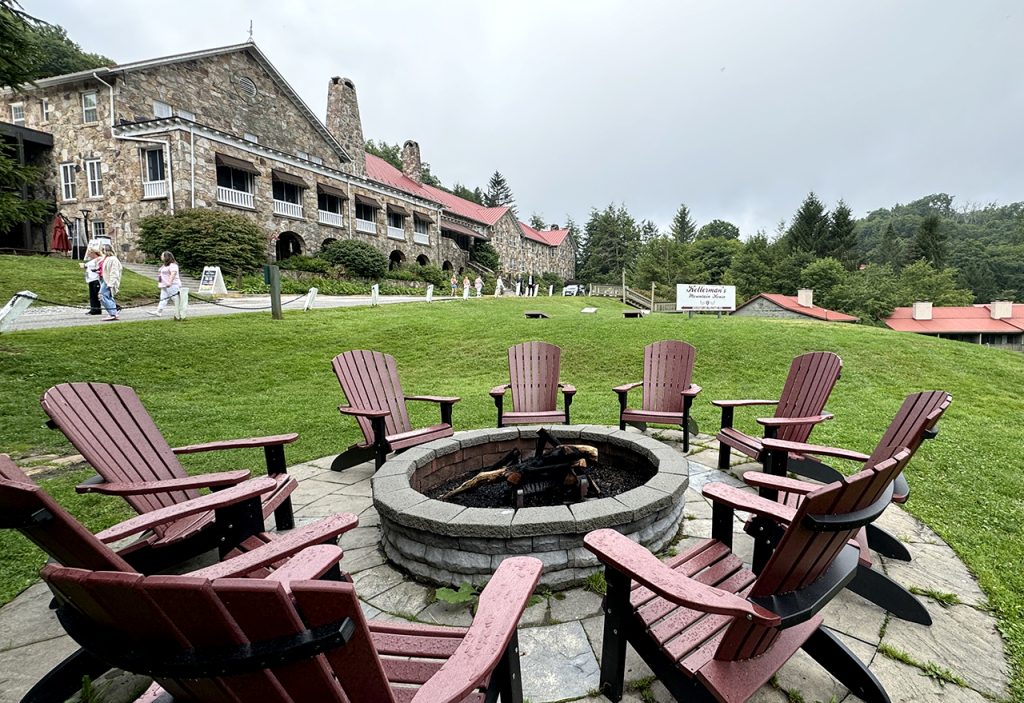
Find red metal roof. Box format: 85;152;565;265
738;294;859;322
884;304;1024;334
518;221;569;247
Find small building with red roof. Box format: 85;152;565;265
732;290;859;323
884;301;1024;349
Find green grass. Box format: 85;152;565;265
0;254;156;307
1;292;1023;698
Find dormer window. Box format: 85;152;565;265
10;103;24;125
153;100;172;118
82;91;98;123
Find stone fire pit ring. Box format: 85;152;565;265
372;425;689;589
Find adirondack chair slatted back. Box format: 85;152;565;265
41;383;197;518
866;391;951;466
717;449;913;661
773;352;842;442
333;350;412;443
508;341;561;413
641;340;696;413
0;455;133;572
42;567;394;702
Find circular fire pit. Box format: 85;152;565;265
372;426;689;589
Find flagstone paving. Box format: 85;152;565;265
0;433;1010;703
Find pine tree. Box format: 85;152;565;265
669;204;697;244
873;222;904;270
484;171;516;212
826;199;858;268
577;205;641;283
785;192;829;255
909;215;947;267
528;212;546;229
639;219;660;242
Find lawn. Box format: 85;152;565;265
0;254;156;307
1;294;1022;697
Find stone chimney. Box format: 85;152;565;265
912;301;933;321
401;140;422;183
325;77;365;177
549;224;559;231
796;289;814;308
990;300;1013;319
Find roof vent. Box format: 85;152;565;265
235;75;258;99
797;289;813;308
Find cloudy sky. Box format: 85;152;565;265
27;0;1024;235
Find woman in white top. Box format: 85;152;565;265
150;251;180;317
97;244;123;321
80;245;102;315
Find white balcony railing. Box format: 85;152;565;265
143;180;168;199
387;226;405;240
217;186;254;209
413;232;430;245
356;218;376;234
273;199;303;219
318;210;344;227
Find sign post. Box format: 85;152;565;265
197;266;227;296
266;265;283;320
303;287;318;312
675;284;736;314
0;291;36;332
174;288;188;320
371;284;379;307
425;284;434;303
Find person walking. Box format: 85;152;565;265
80;244;102;315
474;275;483;298
97;244;122;321
450;274;458;297
149;251;180;317
494;275;504;297
462;275;471;300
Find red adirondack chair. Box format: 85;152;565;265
614;340;702;452
584;449;909;703
332;349;460;470
41;554;543;703
744;390;952;625
0;453;359;703
491;341;576;427
713;351;842;471
41;382;299;571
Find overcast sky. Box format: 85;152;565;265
27;0;1024;236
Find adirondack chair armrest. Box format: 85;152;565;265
412;556;544;703
95;477;279;543
192;512;359;580
756;413;833;428
264;545;346;584
612;381;642;395
681;383;703;397
742;472;819;496
489;384;510;398
701;482;798;524
171;433;299;455
338;405;391;419
761;438;871;463
583;529;780;626
558;383;577;396
712;399;778;408
76;469;253;495
405;395;461;404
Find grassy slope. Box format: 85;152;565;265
0;254;155;306
0;295;1021;696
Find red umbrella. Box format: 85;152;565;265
51;215;70;254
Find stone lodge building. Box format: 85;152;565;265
0;42;576;279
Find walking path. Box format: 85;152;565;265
0;433;1010;702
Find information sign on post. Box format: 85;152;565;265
198;266;227;296
675;284;736;312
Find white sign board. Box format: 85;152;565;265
198;266;227;296
676;284;736;312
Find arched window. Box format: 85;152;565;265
275;231;304;260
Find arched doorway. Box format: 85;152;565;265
416;254;429;266
389;249;405;270
442;260;452;271
275;231;303;261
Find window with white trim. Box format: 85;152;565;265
243;132;258;143
311;155;323;165
60;164;77;201
143;148;165;182
85;159;103;197
40;98;50;122
388;211;405;229
92;221;106;239
177;108;195;121
10;102;24;125
153;100;172;118
414;218;429;235
82;91;98;123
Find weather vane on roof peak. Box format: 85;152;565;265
247;20;254;42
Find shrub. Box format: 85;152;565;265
320;239;387;279
470;242;500;271
137;209;267;275
539;271;564;291
416;264;449;288
279;255;332;274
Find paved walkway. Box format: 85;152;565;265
0;433;1010;702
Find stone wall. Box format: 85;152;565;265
486;211;576;280
732;297;809;320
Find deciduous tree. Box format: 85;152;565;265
696;219;740;240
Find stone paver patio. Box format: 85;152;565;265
0;432;1010;702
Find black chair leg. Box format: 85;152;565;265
802;626;891;703
485;631;523;703
847;564;931;625
19;647;110;703
598;568;631;702
866;524;913;561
